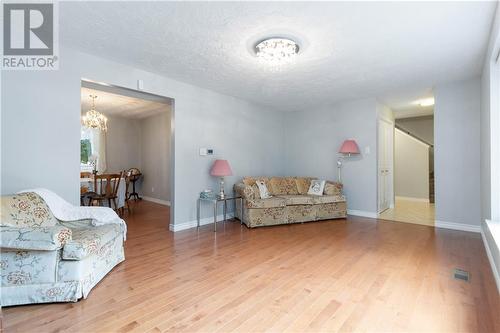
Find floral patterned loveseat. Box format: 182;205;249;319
234;177;347;228
0;192;125;306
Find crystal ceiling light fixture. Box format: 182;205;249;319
254;37;300;66
82;95;108;132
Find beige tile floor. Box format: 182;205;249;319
378;197;435;226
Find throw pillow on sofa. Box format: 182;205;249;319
256;180;272;199
307;180;326;196
324;182;342;196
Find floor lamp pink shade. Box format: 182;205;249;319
210;160;232;199
339;139;360;156
337;140;360;183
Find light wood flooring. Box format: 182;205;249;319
2;201;499;333
378;197;435;227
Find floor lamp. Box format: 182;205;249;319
337;139;360;183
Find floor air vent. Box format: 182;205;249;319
453;268;470;282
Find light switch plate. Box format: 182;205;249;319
365;146;370;154
137;79;144;90
199;148;207;156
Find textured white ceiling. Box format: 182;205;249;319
61;2;496;112
81;87;169;119
382;87;435;119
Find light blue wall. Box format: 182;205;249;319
434;77;482;227
283;98;378;214
1;46;285;226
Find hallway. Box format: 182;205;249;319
379;197;435;227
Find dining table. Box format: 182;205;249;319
80;177;126;208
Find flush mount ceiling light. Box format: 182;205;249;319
254;37;300;66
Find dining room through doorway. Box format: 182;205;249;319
79;80;173;219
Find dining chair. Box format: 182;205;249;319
80;172;94;206
89;171;124;213
80;185;90;206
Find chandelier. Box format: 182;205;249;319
255;37;299;66
82;95;107;132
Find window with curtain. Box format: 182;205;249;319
80;127;107;173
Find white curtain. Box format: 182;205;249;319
92;128;107;173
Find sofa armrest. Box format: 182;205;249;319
0;225;72;251
324;181;343;196
234;182;255;200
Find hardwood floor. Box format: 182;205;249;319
2;201;499;332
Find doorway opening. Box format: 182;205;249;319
79;79;174;226
378;97;435;226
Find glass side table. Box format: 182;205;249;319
197;195;243;232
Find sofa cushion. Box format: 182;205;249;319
0;225;72;251
1;193;58;228
324;182;343;196
243;177;269;186
295;177;315;195
62;224;122;260
269;177;299;195
277;195;315;205
312;195;346;204
234;183;255;200
245;197;286;209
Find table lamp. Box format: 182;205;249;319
210;159;233;199
337;139;360;183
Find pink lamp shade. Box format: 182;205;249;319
210;159;233;177
339;140;360;155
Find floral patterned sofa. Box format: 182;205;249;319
234;177;347;228
0;192;125;306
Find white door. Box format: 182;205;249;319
378;119;394;213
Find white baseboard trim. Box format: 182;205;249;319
434;220;481;233
142;196;171;206
481;223;500;294
395;196;430;203
347;210;378;219
169;213;235;232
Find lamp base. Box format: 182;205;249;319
218;177;226;199
337;157;343;183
